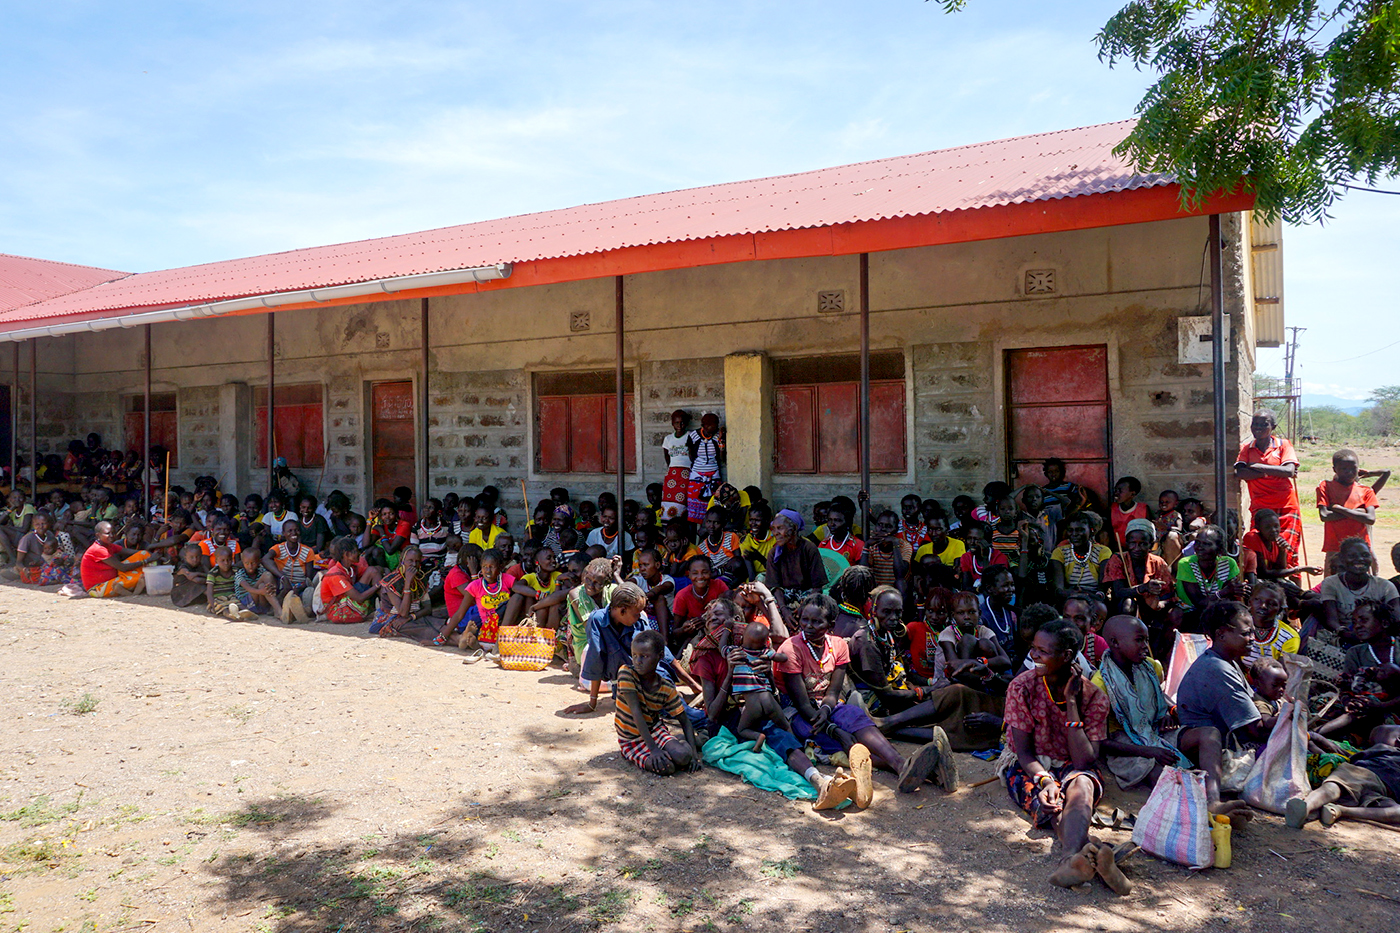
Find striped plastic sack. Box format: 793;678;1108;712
494;625;555;672
1164;632;1211;704
1243;653;1313;814
1132;766;1214;869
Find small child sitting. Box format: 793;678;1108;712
1319;600;1400;741
1250;656;1288;720
171;544;207;608
726;621;793;753
206;546;257;621
939;591;1009;690
614;630;703;775
234;548;281;618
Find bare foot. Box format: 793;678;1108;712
1048;845;1098;888
1209;799;1254;828
1094;843;1132;895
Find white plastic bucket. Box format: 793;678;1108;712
143;564;173;597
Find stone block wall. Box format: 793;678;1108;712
639;358;725;481
911;341;997;498
426;368;528;511
174;386;221;486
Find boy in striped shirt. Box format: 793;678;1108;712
615;629;702;775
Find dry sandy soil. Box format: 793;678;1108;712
1;581;1400;933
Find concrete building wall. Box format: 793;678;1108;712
13;213;1254;518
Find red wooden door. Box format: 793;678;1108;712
1006;346;1110;500
371;382;416;501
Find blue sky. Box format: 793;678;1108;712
0;1;1393;396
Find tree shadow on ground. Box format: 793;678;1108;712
195;718;1259;933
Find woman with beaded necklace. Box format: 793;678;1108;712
1174;525;1245;631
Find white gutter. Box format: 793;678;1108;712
0;262;512;342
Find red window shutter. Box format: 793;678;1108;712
774;385;816;473
869;380;907;472
570;395;606;474
125;410;179;467
817;382;859;474
537;397;571;473
299;405;325;467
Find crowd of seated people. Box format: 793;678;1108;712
2;411;1398;896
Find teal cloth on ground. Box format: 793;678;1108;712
702;727;831;802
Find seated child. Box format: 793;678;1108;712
319;537;382;625
435;548;515;651
1250;657;1288;720
726;620;793;753
171;544;208;608
234;548;281;618
1154;489;1184;563
502;544;568;629
614;629;703;775
1245;581;1300;666
262;522;318;623
1287;725;1400;828
1091;616;1188;789
939;591;1010;691
371;545;433;639
206;546;257;621
630;547;675;638
958;524;1008;591
1319;600;1400;741
37;535;73;586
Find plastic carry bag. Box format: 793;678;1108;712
1132;766;1215;869
1243;653;1313;814
1163;632;1211;704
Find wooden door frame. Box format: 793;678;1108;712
363;376;420;511
995;335;1119;491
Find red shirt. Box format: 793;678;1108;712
903;620;943;680
1316;480;1379;552
80;542;120;589
672;578;730;623
1109;501;1148;545
1235;436;1299;511
320;561;355;604
1240;529;1294;572
819;535;864;565
957;549;1008;585
443;565;471;617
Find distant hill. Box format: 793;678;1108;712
1301;394;1369;415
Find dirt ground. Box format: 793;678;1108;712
2;582;1400;933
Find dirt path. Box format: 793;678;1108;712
1;586;1398;933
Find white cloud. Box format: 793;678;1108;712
1301;382;1375;401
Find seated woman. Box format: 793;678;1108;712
0;489;37;566
764;511;829;621
1001;617;1127;894
1175;601;1267;820
1102;518;1175;656
370;545;434;639
828;565;877;639
80;521;153;598
319;536;383;624
1319;537;1400;637
1174;525;1247;632
778;593;956;795
15;511;75;586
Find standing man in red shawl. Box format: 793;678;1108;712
1234;410;1303;557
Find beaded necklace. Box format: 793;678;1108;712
1041;675;1067;708
1189;554;1231;593
1064;542;1095;582
799;631;827;663
1364;640;1395;667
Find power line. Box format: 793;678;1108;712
1314;338;1400;364
1341;183;1400;195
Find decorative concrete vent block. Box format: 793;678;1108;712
817;290;845;313
1177;315;1232;364
1024;269;1056;295
570;311;591;332
375;331;390;349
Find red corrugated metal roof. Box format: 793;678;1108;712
0;253;126;314
1;120;1166;328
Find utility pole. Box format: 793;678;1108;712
1284;326;1305;438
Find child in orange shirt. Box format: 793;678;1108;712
1317;448;1389;571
